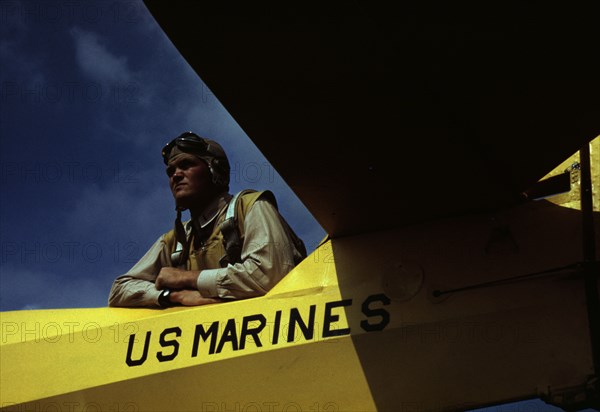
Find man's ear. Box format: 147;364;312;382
210;158;229;187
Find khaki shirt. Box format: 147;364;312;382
108;193;302;307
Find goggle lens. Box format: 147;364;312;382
162;132;208;164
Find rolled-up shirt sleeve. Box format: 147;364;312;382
197;199;297;299
108;235;171;307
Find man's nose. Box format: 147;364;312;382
172;169;184;181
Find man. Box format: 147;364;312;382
108;131;306;308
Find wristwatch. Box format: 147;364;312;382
158;288;172;308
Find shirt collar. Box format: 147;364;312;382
187;191;232;233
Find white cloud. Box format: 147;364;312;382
70;27;133;83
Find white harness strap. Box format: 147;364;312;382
225;190;244;222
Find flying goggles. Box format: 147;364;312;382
162;131;209;165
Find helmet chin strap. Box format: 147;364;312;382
171;206;189;267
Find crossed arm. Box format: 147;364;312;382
108;200;299;308
155;267;220;306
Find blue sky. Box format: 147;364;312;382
0;0;325;311
0;2;586;411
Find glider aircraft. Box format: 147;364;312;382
1;3;599;411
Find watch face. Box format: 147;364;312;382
159;289;171;307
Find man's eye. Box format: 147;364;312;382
166;167;175;177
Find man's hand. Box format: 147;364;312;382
170;290;221;306
156;268;221;306
156;267;199;290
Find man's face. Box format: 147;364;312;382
166;154;215;210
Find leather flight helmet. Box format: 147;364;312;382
162;131;230;189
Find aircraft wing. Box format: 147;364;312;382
143;2;600;237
